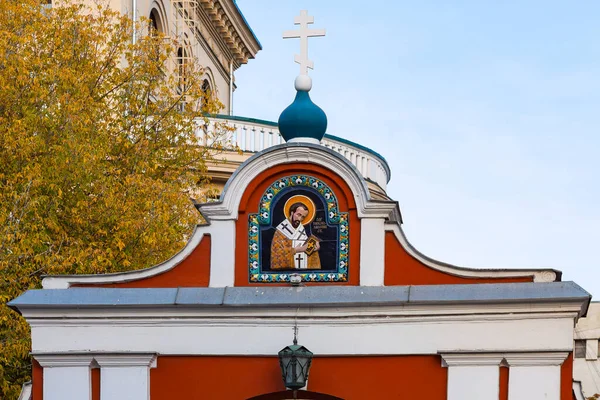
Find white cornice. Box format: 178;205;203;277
94;354;157;368
504;352;569;366
33;353;157;368
441;353;504;367
28;317;575;356
34;354;95;368
197;0;259;66
441;352;570;367
21;302;583;324
385;223;559;282
199;144;398;221
218;0;261;55
42;227;209;289
26;312;582;329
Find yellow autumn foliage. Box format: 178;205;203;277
0;0;231;397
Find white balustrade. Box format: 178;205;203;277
199;116;390;190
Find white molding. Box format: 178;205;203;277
27;312;582;327
94;354;157;368
441;353;504;367
21;303;583;322
199;144;397;221
29;316;575;356
287;138;320;144
385;223;558;282
42;227;210;289
438;352;570;400
34;354;95;367
441;351;570;367
504;352;569;366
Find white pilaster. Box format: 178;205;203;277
94;354;157;400
441;354;503;400
505;352;568;400
360;218;385;286
208;220;236;287
35;354;94;400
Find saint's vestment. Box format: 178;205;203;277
270;218;321;270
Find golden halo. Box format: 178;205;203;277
283;195;316;225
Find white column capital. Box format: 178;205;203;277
94;353;157;368
34;354;95;368
504;352;569;366
441;353;505;367
34;354;94;400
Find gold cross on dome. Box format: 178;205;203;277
282;10;326;76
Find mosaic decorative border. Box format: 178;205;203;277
249;175;349;283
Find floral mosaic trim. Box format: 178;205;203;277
249;175;349;283
258;175;341;225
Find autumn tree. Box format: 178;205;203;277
0;0;230;397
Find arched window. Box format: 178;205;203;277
201;79;211;95
149;8;164;34
201;78;212;108
177;46;191;94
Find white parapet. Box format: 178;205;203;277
197;116;391;191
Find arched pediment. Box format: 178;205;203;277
198;143;399;222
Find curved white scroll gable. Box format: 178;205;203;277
40;143;554;289
42;226;212;289
199;143;398;221
41;143;399;289
385;223;558;282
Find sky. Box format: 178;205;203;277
232;1;600;297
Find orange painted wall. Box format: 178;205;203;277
150;355;447;400
562;353;574;400
32;360;42;400
499;366;508;400
29;352;575;399
384;231;533;285
234;164;361;286
74;235;211;288
92;368;100;400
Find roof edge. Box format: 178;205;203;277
9;282;590;316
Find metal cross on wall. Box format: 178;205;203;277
283;10;326;76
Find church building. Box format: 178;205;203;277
9;4;593;400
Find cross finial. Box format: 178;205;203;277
283;10;326;77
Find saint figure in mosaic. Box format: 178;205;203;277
248;175;349;283
271;200;321;270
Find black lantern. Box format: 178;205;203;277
278;336;313;390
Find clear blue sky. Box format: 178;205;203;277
233;1;600;296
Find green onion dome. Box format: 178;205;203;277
278;75;327;144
